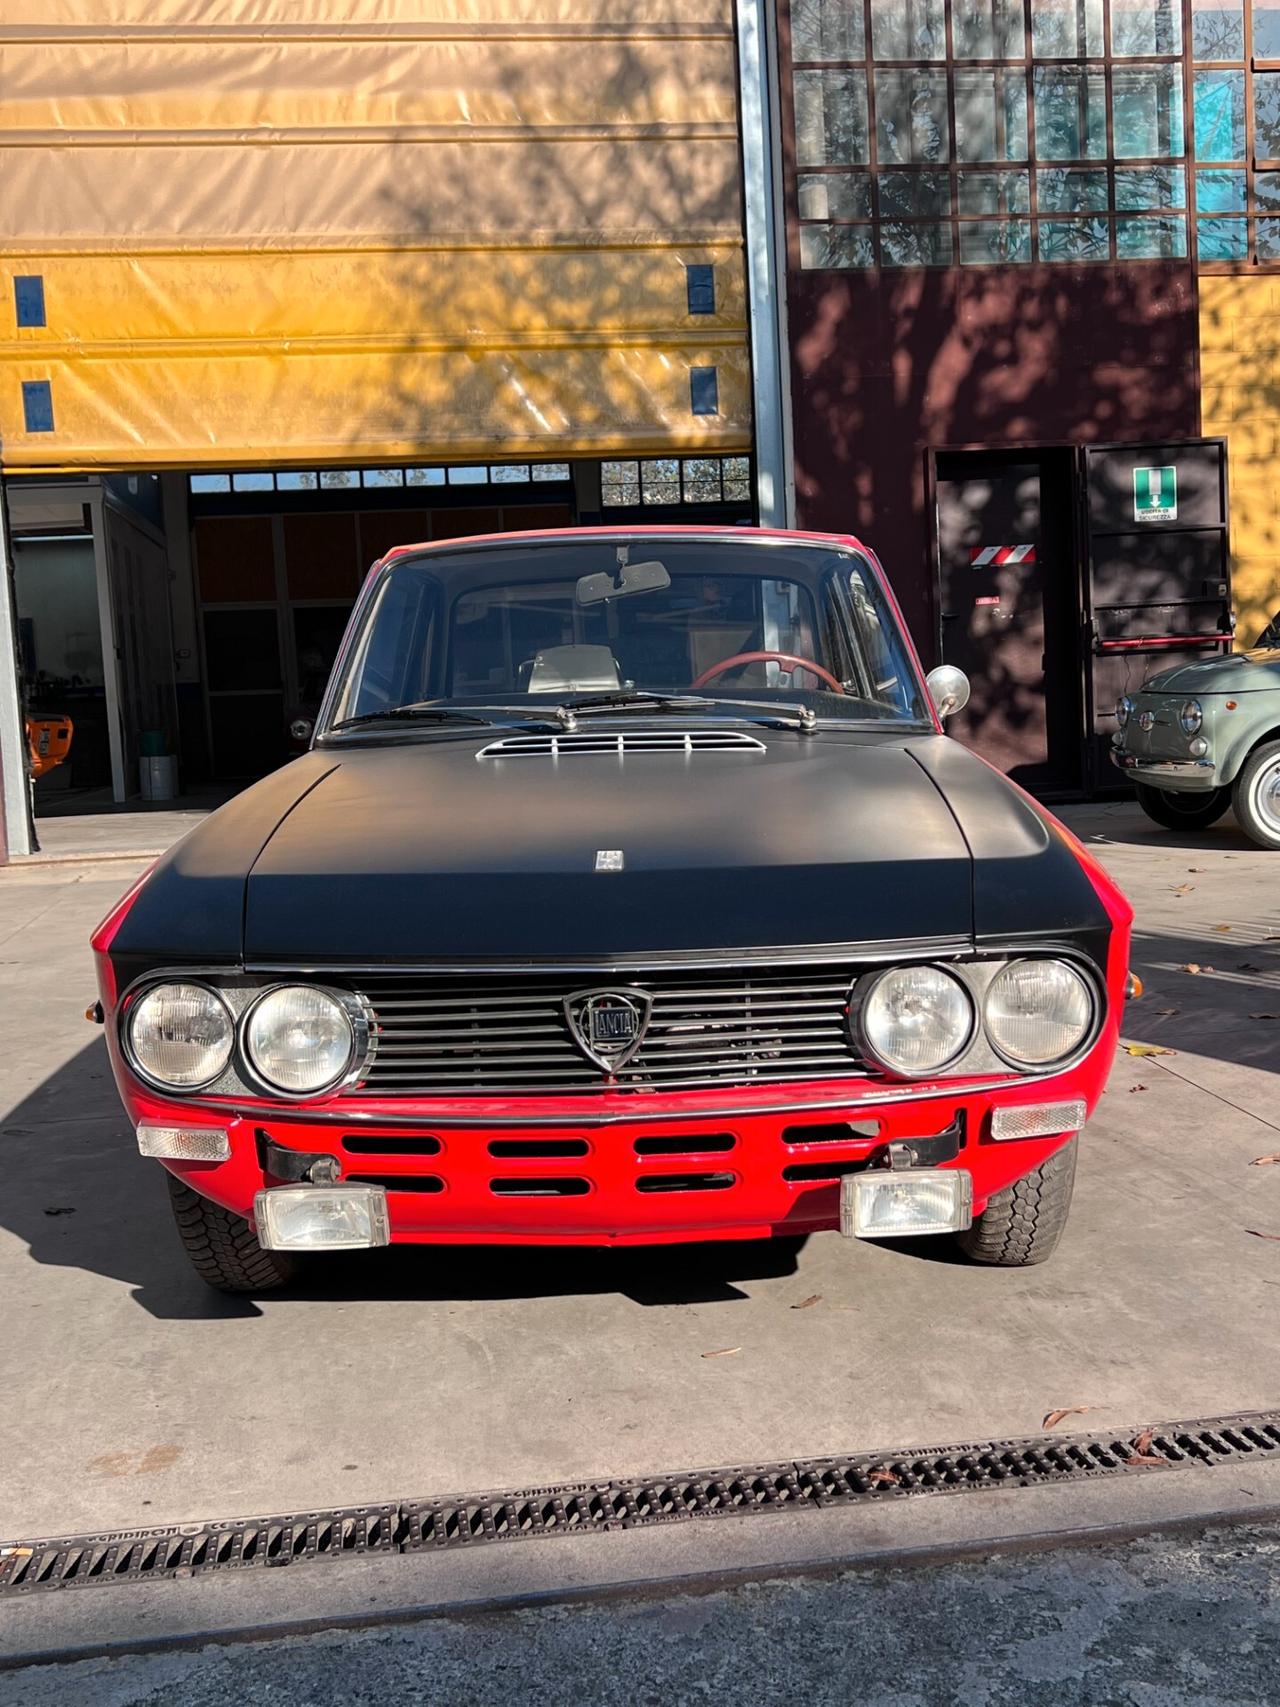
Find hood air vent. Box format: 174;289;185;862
477;730;766;759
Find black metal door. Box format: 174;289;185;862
1082;439;1232;791
935;451;1082;794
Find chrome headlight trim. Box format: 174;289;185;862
1179;698;1204;736
1116;696;1133;729
982;957;1099;1072
121;979;237;1094
851;963;977;1080
239;984;372;1101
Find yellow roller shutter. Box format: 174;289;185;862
0;0;751;471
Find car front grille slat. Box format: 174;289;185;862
335;965;875;1097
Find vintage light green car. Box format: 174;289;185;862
1111;622;1280;849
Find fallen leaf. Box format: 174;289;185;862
1212;923;1234;933
1122;1043;1175;1057
1171;883;1195;895
1128;1083;1148;1093
867;1468;898;1487
1249;1013;1280;1021
1043;1406;1091;1429
1246;1229;1280;1241
1250;1153;1280;1167
1125;1428;1167;1468
1187;867;1206;873
790;1294;822;1310
1153;1008;1179;1016
1238;963;1263;973
1180;963;1214;975
42;1206;75;1217
701;1346;741;1359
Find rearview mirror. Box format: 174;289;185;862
926;664;970;719
575;558;671;606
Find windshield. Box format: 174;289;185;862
319;538;931;733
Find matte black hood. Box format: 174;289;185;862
243;732;972;961
109;731;1110;970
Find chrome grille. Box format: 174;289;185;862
350;968;868;1096
476;730;766;759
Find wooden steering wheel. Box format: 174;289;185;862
690;650;845;694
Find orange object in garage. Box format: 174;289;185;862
26;714;72;780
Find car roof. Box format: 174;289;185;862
376;524;874;570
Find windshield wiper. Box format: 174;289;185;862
328;705;504;733
555;691;817;732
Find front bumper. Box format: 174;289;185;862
1111;749;1219;790
122;1049;1113;1246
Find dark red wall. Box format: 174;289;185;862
787;263;1200;661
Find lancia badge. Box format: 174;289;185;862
564;987;652;1072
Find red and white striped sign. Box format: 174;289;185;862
970;544;1036;566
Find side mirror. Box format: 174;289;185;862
925;664;970;720
289;717;314;742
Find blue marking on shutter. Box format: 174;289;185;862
14;275;46;328
686;264;716;315
22;380;54;432
690;367;719;416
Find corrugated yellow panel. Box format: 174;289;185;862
2;248;747;344
1201;276;1280;645
0;0;751;471
3;342;751;469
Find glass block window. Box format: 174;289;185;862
788;0;1189;268
1190;0;1280;266
599;457;755;507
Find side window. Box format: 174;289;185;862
340;567;438;719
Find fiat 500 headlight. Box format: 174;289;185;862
984;960;1094;1068
126;981;234;1090
1116;696;1133;729
858;965;975;1076
243;986;358;1096
1179;699;1203;736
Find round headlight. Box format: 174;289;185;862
244;986;357;1095
858;965;975;1076
127;981;234;1090
984;960;1094;1068
1116;696;1133;728
1179;698;1203;736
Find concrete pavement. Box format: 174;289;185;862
5;1519;1279;1704
0;800;1276;1569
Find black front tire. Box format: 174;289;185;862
167;1174;300;1293
1134;781;1231;831
955;1140;1077;1267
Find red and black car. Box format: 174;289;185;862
92;528;1132;1291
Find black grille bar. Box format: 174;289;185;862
5;1410;1280;1598
353;966;868;1097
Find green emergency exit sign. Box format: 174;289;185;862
1133;465;1177;521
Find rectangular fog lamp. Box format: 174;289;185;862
254;1185;390;1251
136;1123;230;1162
990;1100;1086;1142
841;1170;972;1240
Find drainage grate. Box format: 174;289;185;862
4;1412;1280;1597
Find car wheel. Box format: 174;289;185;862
1134;781;1231;831
1232;739;1280;851
954;1139;1076;1267
166;1174;300;1293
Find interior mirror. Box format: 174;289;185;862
575;558;671;606
926;664;971;719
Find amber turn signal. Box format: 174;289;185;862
1125;972;1143;1000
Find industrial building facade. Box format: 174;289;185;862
0;0;760;852
3;0;1278;851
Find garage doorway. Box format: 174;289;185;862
934;449;1084;796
